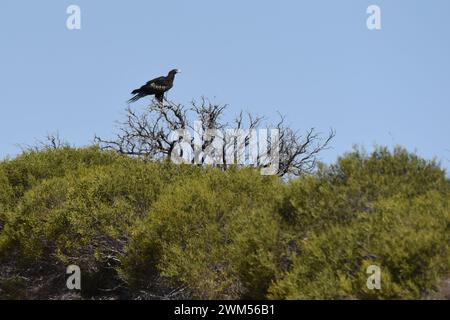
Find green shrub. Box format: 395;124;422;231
0;147;120;205
122;168;284;299
269;192;450;299
0;146;449;300
269;147;450;300
0;168;14;228
0;151;200;297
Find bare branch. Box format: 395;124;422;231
95;100;335;177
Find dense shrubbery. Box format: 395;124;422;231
0;146;449;299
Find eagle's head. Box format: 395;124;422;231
168;69;181;76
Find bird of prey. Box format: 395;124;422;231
128;69;180;103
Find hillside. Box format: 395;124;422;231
0;146;449;299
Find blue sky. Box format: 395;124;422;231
1;0;449;169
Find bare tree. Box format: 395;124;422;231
19;131;71;152
94;103;187;160
94;98;335;177
275;114;335;176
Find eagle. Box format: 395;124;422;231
128;69;180;103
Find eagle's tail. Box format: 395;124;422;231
128;90;144;103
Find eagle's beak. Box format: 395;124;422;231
177;69;181;74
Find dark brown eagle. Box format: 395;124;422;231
128;69;180;103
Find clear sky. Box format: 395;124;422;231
1;0;449;169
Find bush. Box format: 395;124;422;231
0;147;120;207
270;146;450;299
0;146;449;300
269;192;450;299
122;168;284;299
0;169;14;228
0;148;200;298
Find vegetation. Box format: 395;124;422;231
0;146;449;299
94;100;335;177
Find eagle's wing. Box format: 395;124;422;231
144;76;170;91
